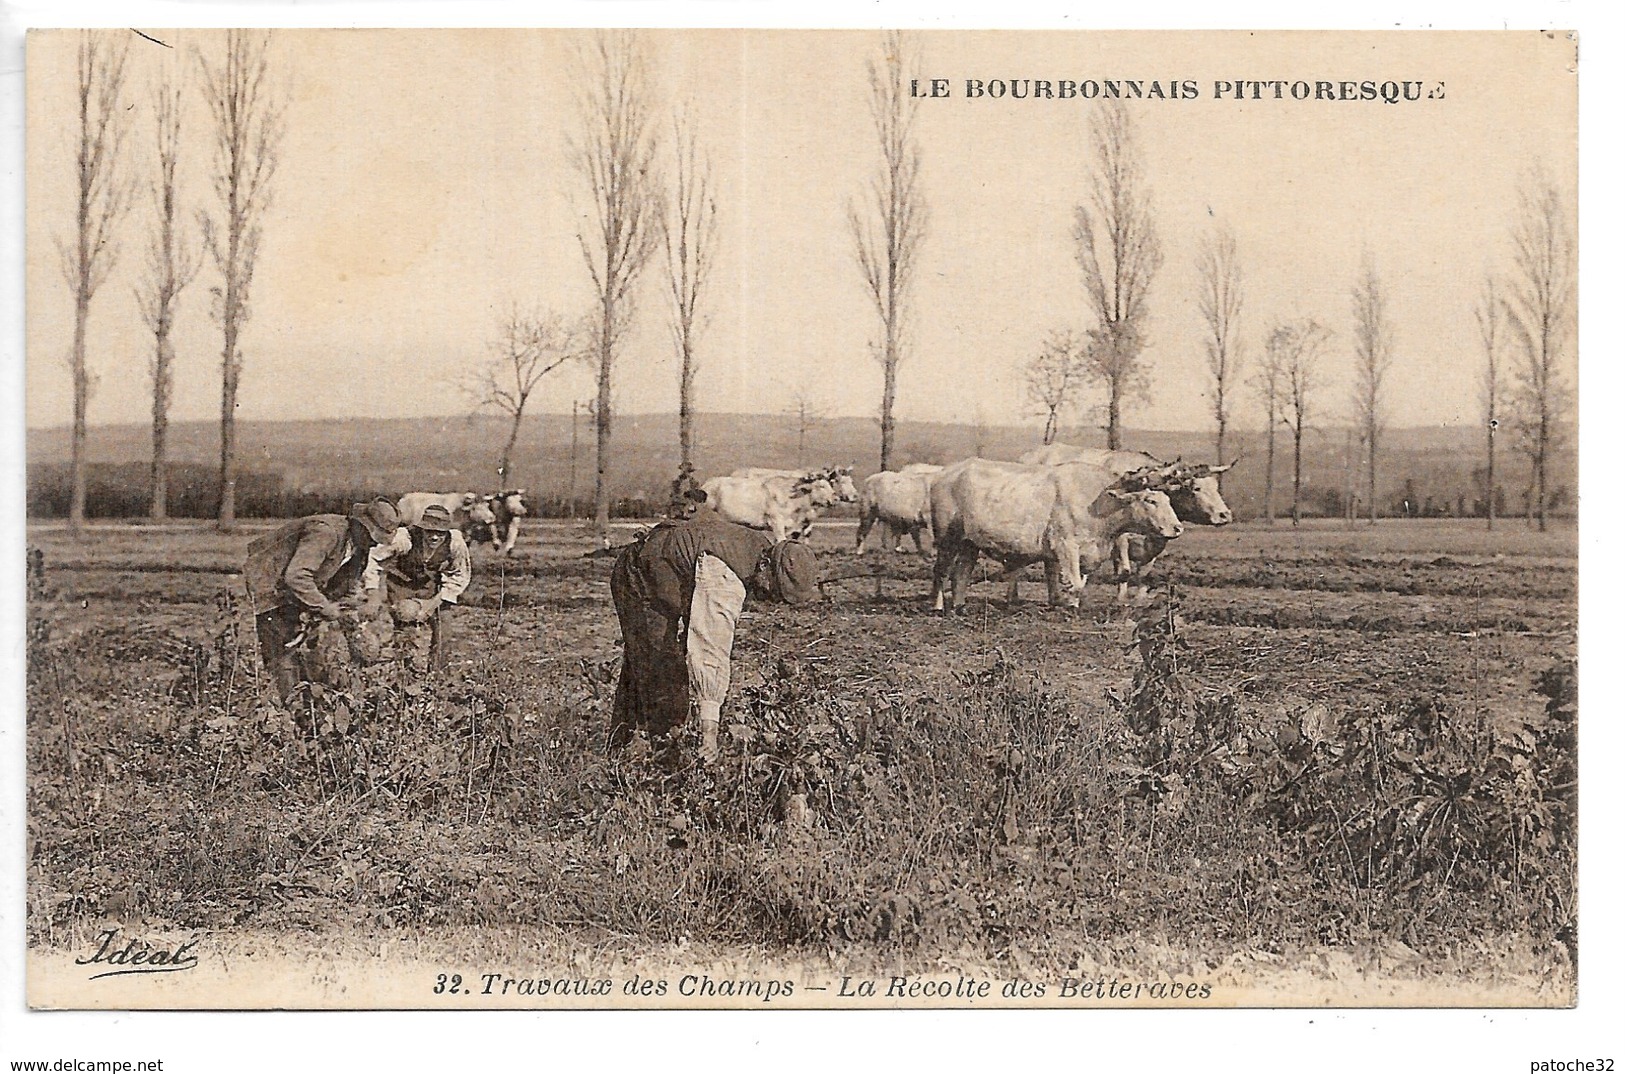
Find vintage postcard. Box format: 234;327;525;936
17;23;1586;1028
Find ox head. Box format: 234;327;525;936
1173;459;1238;526
793;474;839;507
814;466;859;503
497;489;529;517
1120;459;1235;526
1106;488;1184;539
467;495;498;526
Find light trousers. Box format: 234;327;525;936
686;552;746;725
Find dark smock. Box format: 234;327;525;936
609;518;773;743
243;514;371;703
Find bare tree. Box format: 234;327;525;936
1474;272;1504;530
466;309;577;485
1503;171;1576;533
57;31;132;534
849;30;928;472
1024;329;1086;445
197;29;284;531
1197;224;1244;476
1250;335;1286;524
785;386;829;467
572;30;662;544
1350;254;1395;524
1073;100;1162;451
1267;319;1332;527
662;102;719;474
135;68;201;522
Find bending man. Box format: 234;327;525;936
374;502;473;673
244;498;401;704
610;516;820;761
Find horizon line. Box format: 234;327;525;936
24;411;1500;436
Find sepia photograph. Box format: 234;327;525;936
5;7;1615;1062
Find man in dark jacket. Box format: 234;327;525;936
244;498;402;703
610;516;820;760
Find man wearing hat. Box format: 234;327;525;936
609;516;821;762
244;497;402;704
371;502;473;673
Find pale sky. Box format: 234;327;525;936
25;28;1577;434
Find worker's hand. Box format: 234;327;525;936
316;601;344;622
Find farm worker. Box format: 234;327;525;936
371;502;473;673
609;516;821;761
243;497;402;704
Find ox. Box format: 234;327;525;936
397;492;497;540
855;464;943;555
702;472;837;542
478;489;529;556
1017;444;1236;601
731;466;860;507
928;458;1184;613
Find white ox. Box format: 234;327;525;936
731;466;860;508
1018;444;1235;600
396;491;497;538
855;464;944;555
703;472;838;542
483;489;529;556
928;458;1184;612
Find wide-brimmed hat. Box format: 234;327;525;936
765;540;821;604
350;498;401;543
416;504;455;532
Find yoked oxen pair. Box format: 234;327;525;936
703;466;859;541
1019;444;1236;601
927;457;1186;613
396;491;497;539
399;490;528;554
855;463;944;555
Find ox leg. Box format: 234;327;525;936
1112;534;1134;604
1005;574;1021;606
949;548;978;614
931;543;951;613
855;507;875;554
1044;560;1062;606
1056;540;1085;610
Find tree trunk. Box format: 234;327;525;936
1214;421;1226;492
880;339;897;472
151;416;168;522
1537;408;1549;533
217;210;242;531
217;306;239;530
1367;428;1378;525
1291;426;1303;527
1107;385;1122;451
1344;429;1356;531
498;411;522;486
1263;423;1276;524
594;305;613;545
1486;424;1497;531
679;341;695;473
151;326;173;521
218;358;237;529
69;294;90;534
